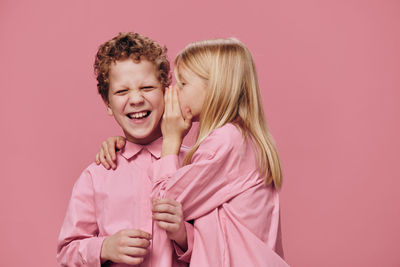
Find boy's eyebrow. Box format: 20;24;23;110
139;78;159;86
109;84;127;90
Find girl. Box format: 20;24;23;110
98;38;289;266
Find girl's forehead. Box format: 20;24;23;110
175;64;192;78
174;64;184;81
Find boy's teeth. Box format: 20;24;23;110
130;111;148;119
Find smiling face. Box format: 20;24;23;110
106;59;164;144
175;65;207;121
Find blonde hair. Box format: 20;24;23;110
175;38;283;189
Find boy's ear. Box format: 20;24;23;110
104;100;113;116
107;106;113;116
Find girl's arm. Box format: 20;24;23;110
150;125;260;220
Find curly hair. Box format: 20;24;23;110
94;32;171;102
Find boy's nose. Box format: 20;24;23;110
128;90;145;105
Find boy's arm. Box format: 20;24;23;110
57;169;106;266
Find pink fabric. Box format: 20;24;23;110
57;138;192;267
150;123;289;267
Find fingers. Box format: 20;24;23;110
110;136;126;158
164;86;173;118
102;229;152;265
152;198;182;214
101;141;115;169
107;139;117;162
116;136;126;150
99;148;111;169
124;237;151;249
95;153;100;165
120;254;145;265
152;198;182;224
171;85;180;114
123;229;152;240
123;247;147;257
153;212;179;224
156;220;181;232
97;136;126;169
164;86;185;120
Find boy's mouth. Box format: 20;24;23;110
127;111;151;120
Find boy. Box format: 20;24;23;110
57;32;192;266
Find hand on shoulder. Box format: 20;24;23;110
95;136;126;170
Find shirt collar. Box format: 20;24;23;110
121;137;162;160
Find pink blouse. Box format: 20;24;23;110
57;138;192;267
150;123;289;267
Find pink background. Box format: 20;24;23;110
1;0;399;266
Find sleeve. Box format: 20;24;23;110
150;128;252;220
172;221;194;263
57;169;106;267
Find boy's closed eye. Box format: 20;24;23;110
115;89;128;95
140;86;156;91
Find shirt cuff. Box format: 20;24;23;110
172;221;194;263
149;154;180;185
84;236;107;266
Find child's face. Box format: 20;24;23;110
175;65;207;121
106;59;164;144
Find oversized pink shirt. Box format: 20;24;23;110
57;138;193;267
150;123;289;267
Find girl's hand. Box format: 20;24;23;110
100;229;151;265
152;198;188;250
161;86;192;156
95;136;126;170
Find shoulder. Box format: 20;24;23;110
85;161;109;176
210;123;243;140
75;162;112;186
198;123;244;155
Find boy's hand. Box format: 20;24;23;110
100;229;151;265
161;86;192;156
95;136;126;169
152;198;188;250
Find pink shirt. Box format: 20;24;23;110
150;123;289;267
57;138;193;267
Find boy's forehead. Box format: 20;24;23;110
109;59;159;83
